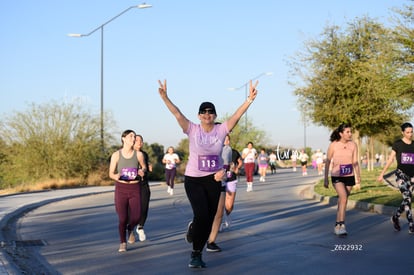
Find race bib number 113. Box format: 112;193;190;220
198;155;219;172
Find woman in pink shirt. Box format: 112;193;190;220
157;79;258;268
323;123;361;236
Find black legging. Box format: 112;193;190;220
185;174;221;252
138;181;151;228
165;168;177;189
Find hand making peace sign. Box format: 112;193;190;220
248;80;259;102
158;79;167;98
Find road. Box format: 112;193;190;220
4;169;414;274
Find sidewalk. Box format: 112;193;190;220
299;184;395;216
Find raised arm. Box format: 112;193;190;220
158;79;190;132
226;80;259;131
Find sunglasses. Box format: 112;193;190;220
199;109;215;115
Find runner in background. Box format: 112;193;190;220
377;122;414;234
324;123;361;236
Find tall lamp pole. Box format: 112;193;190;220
304;119;307;150
68;3;152;151
228;72;273;130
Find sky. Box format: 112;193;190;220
0;0;409;152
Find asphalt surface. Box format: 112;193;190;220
1;169;414;274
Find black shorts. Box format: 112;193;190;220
300;161;307;166
331;176;356;187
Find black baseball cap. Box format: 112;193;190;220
198;102;216;114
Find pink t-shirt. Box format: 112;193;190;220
184;121;229;177
330;140;356;177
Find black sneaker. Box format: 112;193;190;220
188;251;206;268
409;223;414;234
391;215;401;231
185;221;194;243
206;242;221;252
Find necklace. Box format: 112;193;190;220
339;140;347;149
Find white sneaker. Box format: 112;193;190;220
167;186;171;194
224;214;231;229
170;188;174;195
334;224;347;236
137;228;146;241
339;224;347;235
219;222;225;232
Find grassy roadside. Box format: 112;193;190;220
313;166;403;208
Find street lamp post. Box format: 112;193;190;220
304;119;307;150
228;72;273;130
68;3;152;151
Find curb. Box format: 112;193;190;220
299;183;395;216
0;188;115;275
0;183;164;275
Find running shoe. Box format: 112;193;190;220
409;223;414;234
391;215;401;231
224;214;232;229
206;242;221;252
338;224;347;235
185;221;194;243
219;222;225;232
118;242;127;253
127;231;135;244
188;251;206;268
334;224;347;236
220;215;231;231
137;228;146;242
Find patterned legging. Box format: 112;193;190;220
395;169;413;223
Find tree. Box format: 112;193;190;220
289;16;414;165
218;114;267;152
0;101;115;188
144;142;165;181
391;0;414;94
